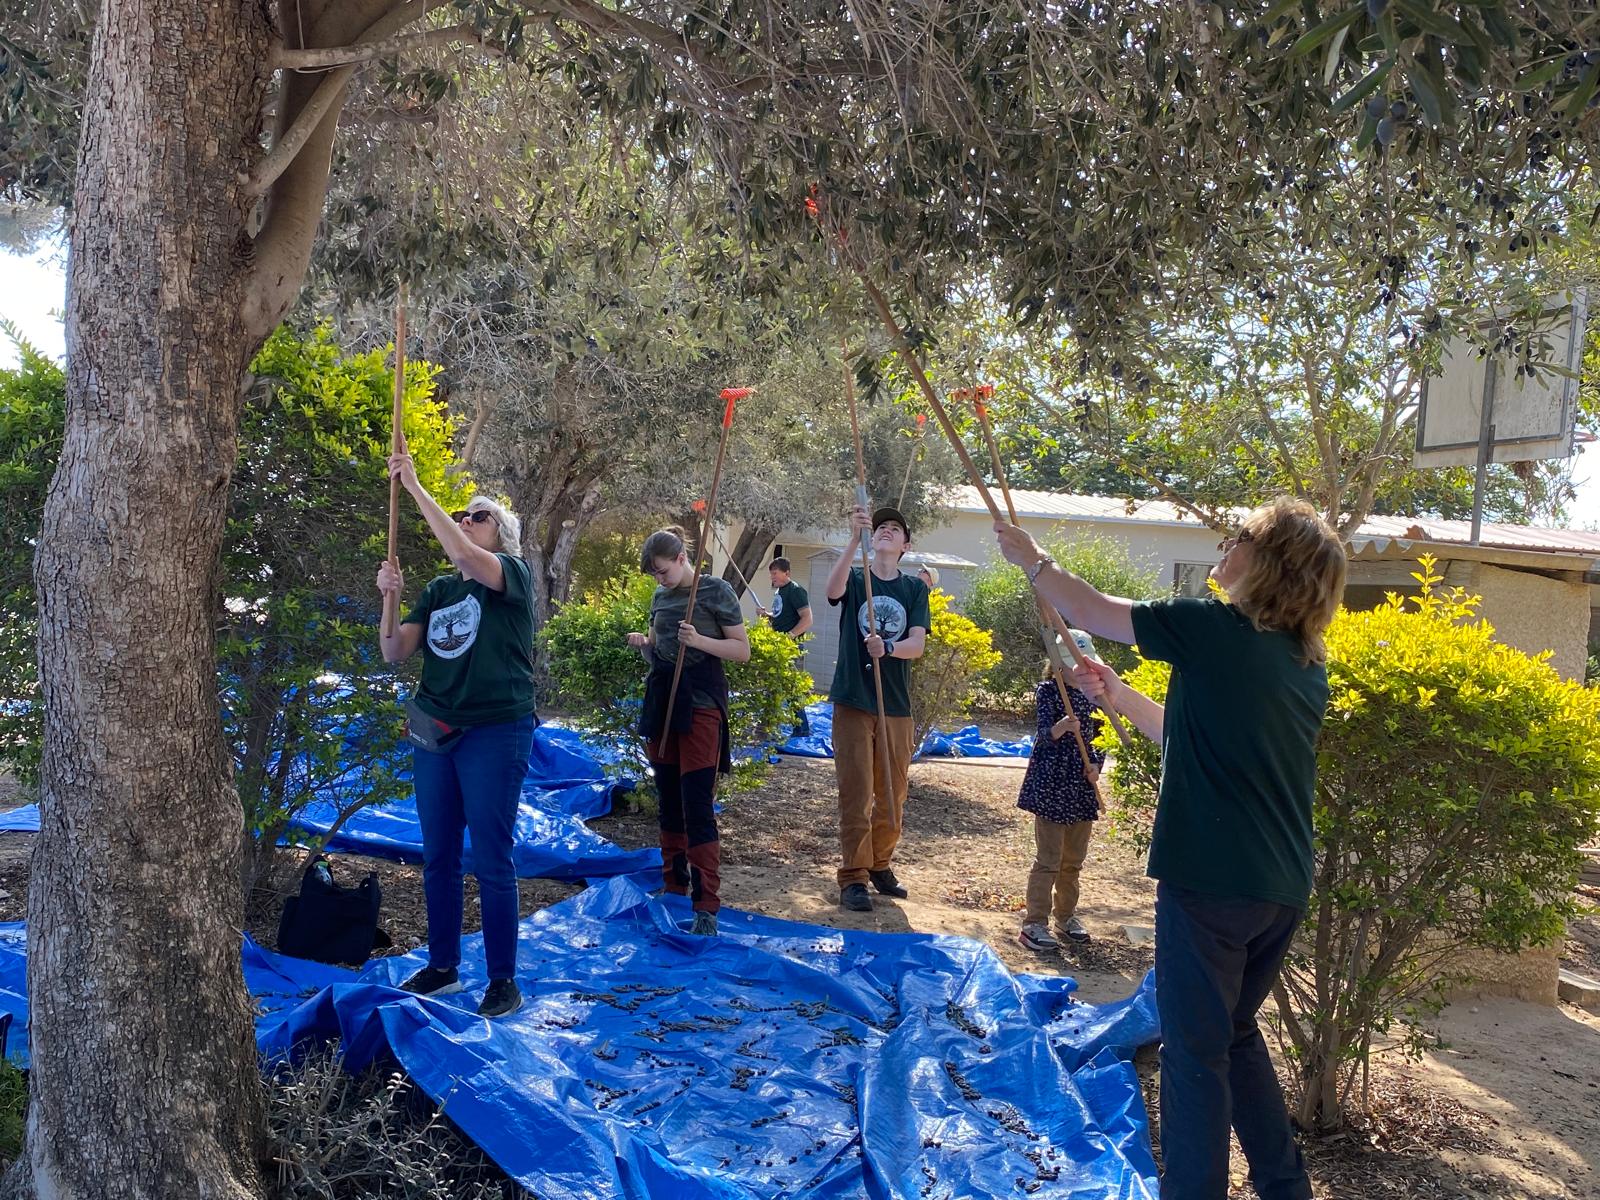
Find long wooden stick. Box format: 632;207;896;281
659;388;748;743
857;273;1133;745
382;284;408;639
707;521;764;611
969;391;1110;790
896;412;927;509
841;343;898;784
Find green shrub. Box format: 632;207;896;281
909;590;1002;757
540;574;813;792
964;533;1160;703
0;323;471;891
0;322;66;783
569;520;654;603
1099;558;1600;1132
0;1057;24;1167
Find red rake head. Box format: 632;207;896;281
718;386;752;427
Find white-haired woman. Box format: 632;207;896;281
376;442;536;1020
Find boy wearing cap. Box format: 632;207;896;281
825;505;931;912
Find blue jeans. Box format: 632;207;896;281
1154;882;1311;1200
413;715;535;981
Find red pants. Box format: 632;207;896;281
647;706;723;913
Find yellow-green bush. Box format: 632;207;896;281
909;590;1002;757
1098;557;1600;1132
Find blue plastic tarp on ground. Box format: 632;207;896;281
0;724;661;882
266;878;1160;1198
781;702;1033;760
0;883;1160;1197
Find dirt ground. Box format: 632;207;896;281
0;755;1596;1198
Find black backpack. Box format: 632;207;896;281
276;856;390;966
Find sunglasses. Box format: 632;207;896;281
451;509;497;526
1217;528;1256;553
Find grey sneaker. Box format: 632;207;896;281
1018;923;1060;952
1056;916;1092;944
399;965;464;996
690;910;719;936
839;883;873;912
477;978;523;1019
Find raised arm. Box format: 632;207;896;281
993;522;1136;645
390;444;506;592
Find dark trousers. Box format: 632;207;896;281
413;715;535;982
1154;882;1311;1200
648;706;722;913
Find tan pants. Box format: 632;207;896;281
832;703;916;887
1025;816;1094;926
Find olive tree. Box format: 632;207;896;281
2;1;1596;1194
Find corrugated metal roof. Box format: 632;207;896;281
1351;514;1600;556
950;486;1600;557
947;485;1222;527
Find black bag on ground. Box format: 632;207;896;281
276;856;388;966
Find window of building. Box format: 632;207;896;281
1173;562;1213;598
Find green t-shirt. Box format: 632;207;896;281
404;554;537;727
827;566;931;719
1131;596;1329;909
769;579;810;635
649;575;745;709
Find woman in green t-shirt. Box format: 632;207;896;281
995;497;1345;1200
376;443;537;1021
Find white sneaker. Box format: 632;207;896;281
1018;923;1059;952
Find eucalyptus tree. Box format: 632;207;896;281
1;2;1597;1195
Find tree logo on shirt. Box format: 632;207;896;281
427;595;481;659
858;595;907;644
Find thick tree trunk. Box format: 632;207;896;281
721;522;775;599
11;2;274;1197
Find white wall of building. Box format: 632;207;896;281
724;502;1223;686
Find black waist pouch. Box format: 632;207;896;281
276;856;390;966
404;696;465;752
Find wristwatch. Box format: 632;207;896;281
1026;554;1054;584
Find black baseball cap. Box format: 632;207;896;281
871;507;911;540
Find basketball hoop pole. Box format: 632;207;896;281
1470;354;1498;547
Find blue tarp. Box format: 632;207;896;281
781;702;1033;760
0;724;660;882
0;880;1160;1198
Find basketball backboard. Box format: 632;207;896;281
1413;291;1587;469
